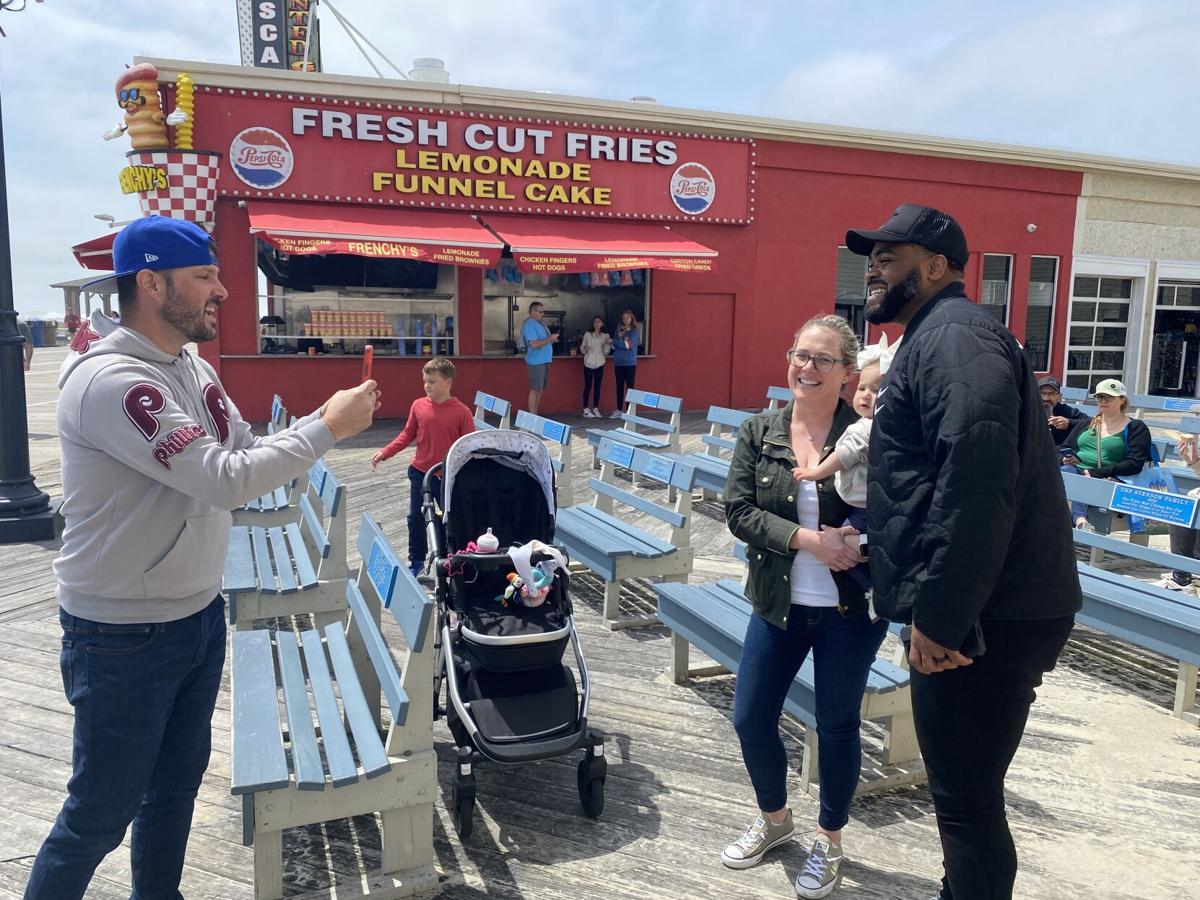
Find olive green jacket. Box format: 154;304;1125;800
724;399;868;629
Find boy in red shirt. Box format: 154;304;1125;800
371;358;475;576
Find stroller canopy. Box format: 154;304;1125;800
442;430;557;550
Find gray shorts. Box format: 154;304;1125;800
527;362;550;391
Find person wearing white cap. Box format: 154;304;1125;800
1059;378;1151;531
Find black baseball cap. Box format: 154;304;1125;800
846;203;969;268
1037;375;1062;391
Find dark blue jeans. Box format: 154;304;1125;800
408;465;442;570
25;595;226;900
1060;464;1088;520
732;606;887;830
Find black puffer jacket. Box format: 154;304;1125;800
867;285;1082;650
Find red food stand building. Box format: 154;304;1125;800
79;57;1086;420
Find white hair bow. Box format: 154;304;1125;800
856;333;900;374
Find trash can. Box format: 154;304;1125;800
40;320;60;346
26;319;48;347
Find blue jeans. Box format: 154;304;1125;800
732;606;887;830
1060;464;1087;520
25;595;226;900
408;465;442;570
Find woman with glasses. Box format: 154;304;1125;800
721;315;888;899
1059;378;1150;532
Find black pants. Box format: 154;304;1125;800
913;615;1074;900
583;365;604;408
614;365;636;410
1167;524;1200;584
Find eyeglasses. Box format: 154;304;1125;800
786;350;842;372
1094;393;1117;401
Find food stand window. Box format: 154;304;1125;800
478;214;717;357
482;266;649;357
258;245;458;356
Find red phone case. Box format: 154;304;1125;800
361;344;374;383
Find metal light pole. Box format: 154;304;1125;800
0;58;58;542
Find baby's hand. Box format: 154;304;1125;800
792;467;814;481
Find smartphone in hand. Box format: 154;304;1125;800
361;344;374;383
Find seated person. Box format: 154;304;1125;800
1159;436;1200;593
1040;375;1089;448
1060;378;1150;531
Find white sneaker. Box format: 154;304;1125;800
592;408;602;418
1156;573;1194;593
582;408;595;418
609;410;623;418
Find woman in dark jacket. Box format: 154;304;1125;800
721;315;887;899
1060;378;1151;530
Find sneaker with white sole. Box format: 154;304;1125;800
582;408;595;418
609;409;623;418
592;408;602;418
1156;573;1194;593
794;834;843;898
721;810;795;869
1074;517;1096;534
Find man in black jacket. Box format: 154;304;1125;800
847;204;1082;900
1039;375;1090;448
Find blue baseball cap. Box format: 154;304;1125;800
82;216;217;292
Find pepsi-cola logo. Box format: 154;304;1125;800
670;162;716;215
230;127;294;189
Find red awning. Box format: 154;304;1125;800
247;202;504;268
480;214;718;274
72;232;117;270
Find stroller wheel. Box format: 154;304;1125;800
451;781;476;839
577;758;605;819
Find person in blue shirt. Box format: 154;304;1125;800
521;301;557;414
611;309;639;417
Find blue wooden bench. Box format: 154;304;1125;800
655;577;924;795
270;393;288;429
557;437;699;629
223;459;350;630
514;409;575;507
585;389;683;475
230;421;309;527
231;513;436;899
765;385;791;411
663;405;752;500
473;390;512;430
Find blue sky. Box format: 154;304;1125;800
2;0;1197;316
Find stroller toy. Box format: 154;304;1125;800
422;429;606;840
504;568;553;607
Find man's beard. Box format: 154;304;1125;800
162;281;217;343
865;267;921;325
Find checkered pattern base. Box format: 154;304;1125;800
128;150;222;226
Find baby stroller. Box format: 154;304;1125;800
423;429;606;839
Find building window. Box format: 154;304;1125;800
1024;257;1058;371
1149;280;1200;396
256;244;458;357
834;246;867;342
980;254;1012;325
481;265;649;357
1065;275;1132;390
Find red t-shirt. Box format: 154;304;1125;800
377;396;475;472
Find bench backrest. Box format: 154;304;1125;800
350;513;435;755
1127;392;1200;417
765;385;791;411
1062;471;1200;530
594;437;698;547
270;394;288;429
703;405;753;458
473;390;512;430
621;388;682;449
298;461;348;580
514;409;575;507
1060;386;1087;403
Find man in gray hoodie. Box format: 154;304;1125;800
25;216;380;900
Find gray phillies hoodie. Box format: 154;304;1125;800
55;321;335;624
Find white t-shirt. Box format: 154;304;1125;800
789;480;839;607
